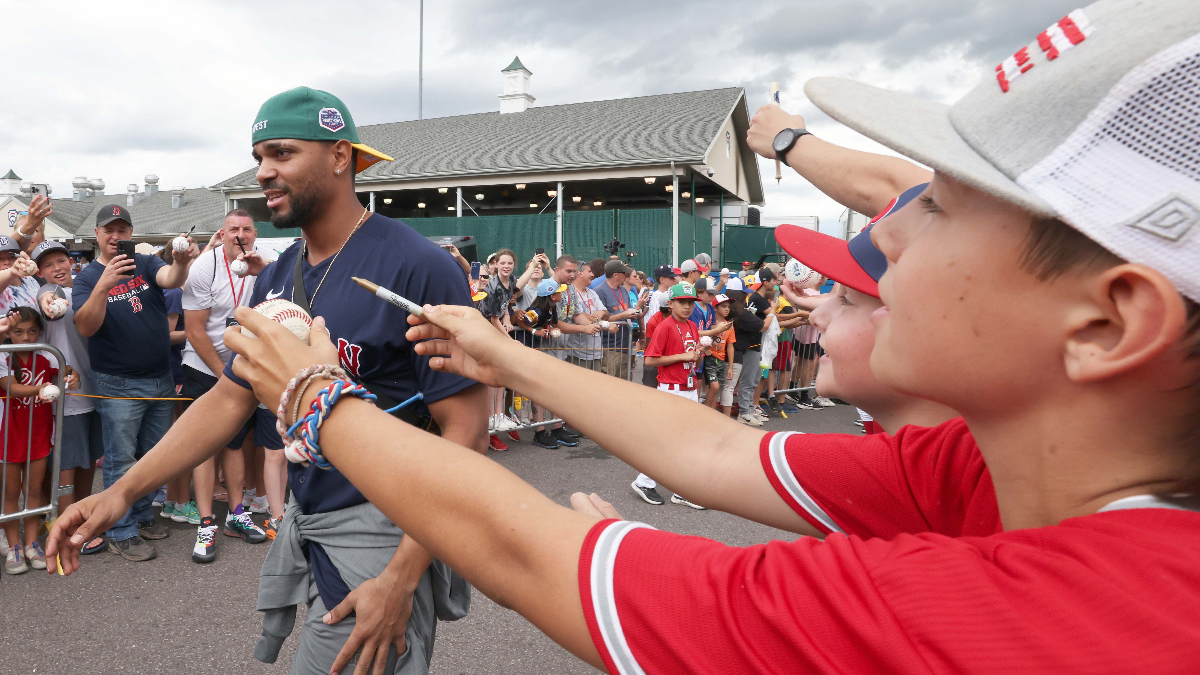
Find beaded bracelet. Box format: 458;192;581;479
282;379;377;468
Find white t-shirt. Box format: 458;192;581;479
181;245;275;376
646;289;672;317
37;286;93;416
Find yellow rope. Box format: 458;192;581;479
63;393;194;401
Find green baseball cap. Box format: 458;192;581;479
251;86;393;173
669;282;699;302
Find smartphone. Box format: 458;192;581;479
116;240;137;271
29;183;50;199
470;261;481;280
535;247;545;256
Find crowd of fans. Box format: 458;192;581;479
0;192;844;574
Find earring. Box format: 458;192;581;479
336;169;341;175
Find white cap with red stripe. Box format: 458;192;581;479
804;0;1200;302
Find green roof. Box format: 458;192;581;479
1;170;19;180
501;56;530;74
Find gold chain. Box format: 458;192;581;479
306;207;369;309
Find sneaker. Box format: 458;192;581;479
110;535;157;562
489;434;509;452
631;482;664;505
551;427;579;447
488;414;500;432
767;399;781;413
159;502;176;520
780;402;800;413
561;426;583;439
814;396;836;408
174;500;200;525
507;430;521;442
531;430;559;449
248;495;270;514
795;399;816;410
498;415;520;431
853;420;865;428
138;518;170;540
193;518;217;564
670;494;707;510
151;487;167;507
753;406;769;422
737;413;763;427
0;529;10;557
5;546;27;574
224;508;267;544
264;515;283;541
24;542;46;570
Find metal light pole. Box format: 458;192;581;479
418;0;424;120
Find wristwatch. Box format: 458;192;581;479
772;128;812;166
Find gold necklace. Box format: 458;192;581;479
306;207;369;309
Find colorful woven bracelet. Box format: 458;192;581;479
282;379;376;469
277;364;347;441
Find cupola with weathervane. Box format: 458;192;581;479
498;56;535;114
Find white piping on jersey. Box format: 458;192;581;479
1098;494;1200;514
768;432;845;534
590;520;655;675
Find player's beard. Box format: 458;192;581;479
266;176;322;231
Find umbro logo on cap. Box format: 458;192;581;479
318;107;345;132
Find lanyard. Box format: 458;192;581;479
580;287;596;314
223;251;247;307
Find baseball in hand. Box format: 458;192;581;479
12;256;37;277
242;299;312;343
44;296;68;319
230;259;249;277
550;328;562;338
171;236;190;253
700;335;713;348
599;320;610;329
784;258;821;289
39;384;60;403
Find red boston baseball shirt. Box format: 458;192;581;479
644;316;699;387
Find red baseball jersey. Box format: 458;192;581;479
644;317;699;387
578;420;1200;674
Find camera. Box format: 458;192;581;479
602;237;626;256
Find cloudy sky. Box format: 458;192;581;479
4;0;1081;233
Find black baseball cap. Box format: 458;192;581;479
653;264;675;279
0;235;20;254
32;240;69;264
604;259;632;277
757;266;776;282
96;204;132;228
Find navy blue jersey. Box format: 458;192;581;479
73;253;170;378
224;214;477;516
165;287;185;386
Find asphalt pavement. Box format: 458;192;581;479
0;400;859;674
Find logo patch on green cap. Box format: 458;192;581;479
318;107;345;132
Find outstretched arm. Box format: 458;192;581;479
746;104;932;217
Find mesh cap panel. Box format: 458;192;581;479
1018;33;1200;302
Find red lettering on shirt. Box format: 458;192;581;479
338;338;362;378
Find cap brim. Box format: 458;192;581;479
96;215;132;228
774;225;879;298
804;77;1055;218
352;143;394;173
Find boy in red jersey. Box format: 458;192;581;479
61;1;1200;673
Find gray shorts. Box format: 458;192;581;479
60;410;103;471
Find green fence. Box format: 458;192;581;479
721;224;782;269
402;214;556;267
563;210;615;263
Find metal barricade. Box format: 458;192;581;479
0;343;68;566
490;323;637;434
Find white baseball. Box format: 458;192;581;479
39;384;60;403
700;335;713;348
171;236;191;253
549;328;562;338
599;320;610;329
230;259;249;277
784;258;821;289
242;299;312;343
44;297;68;319
12;256;37;277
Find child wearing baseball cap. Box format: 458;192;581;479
217;2;1200;671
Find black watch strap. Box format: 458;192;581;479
776;128;811;167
